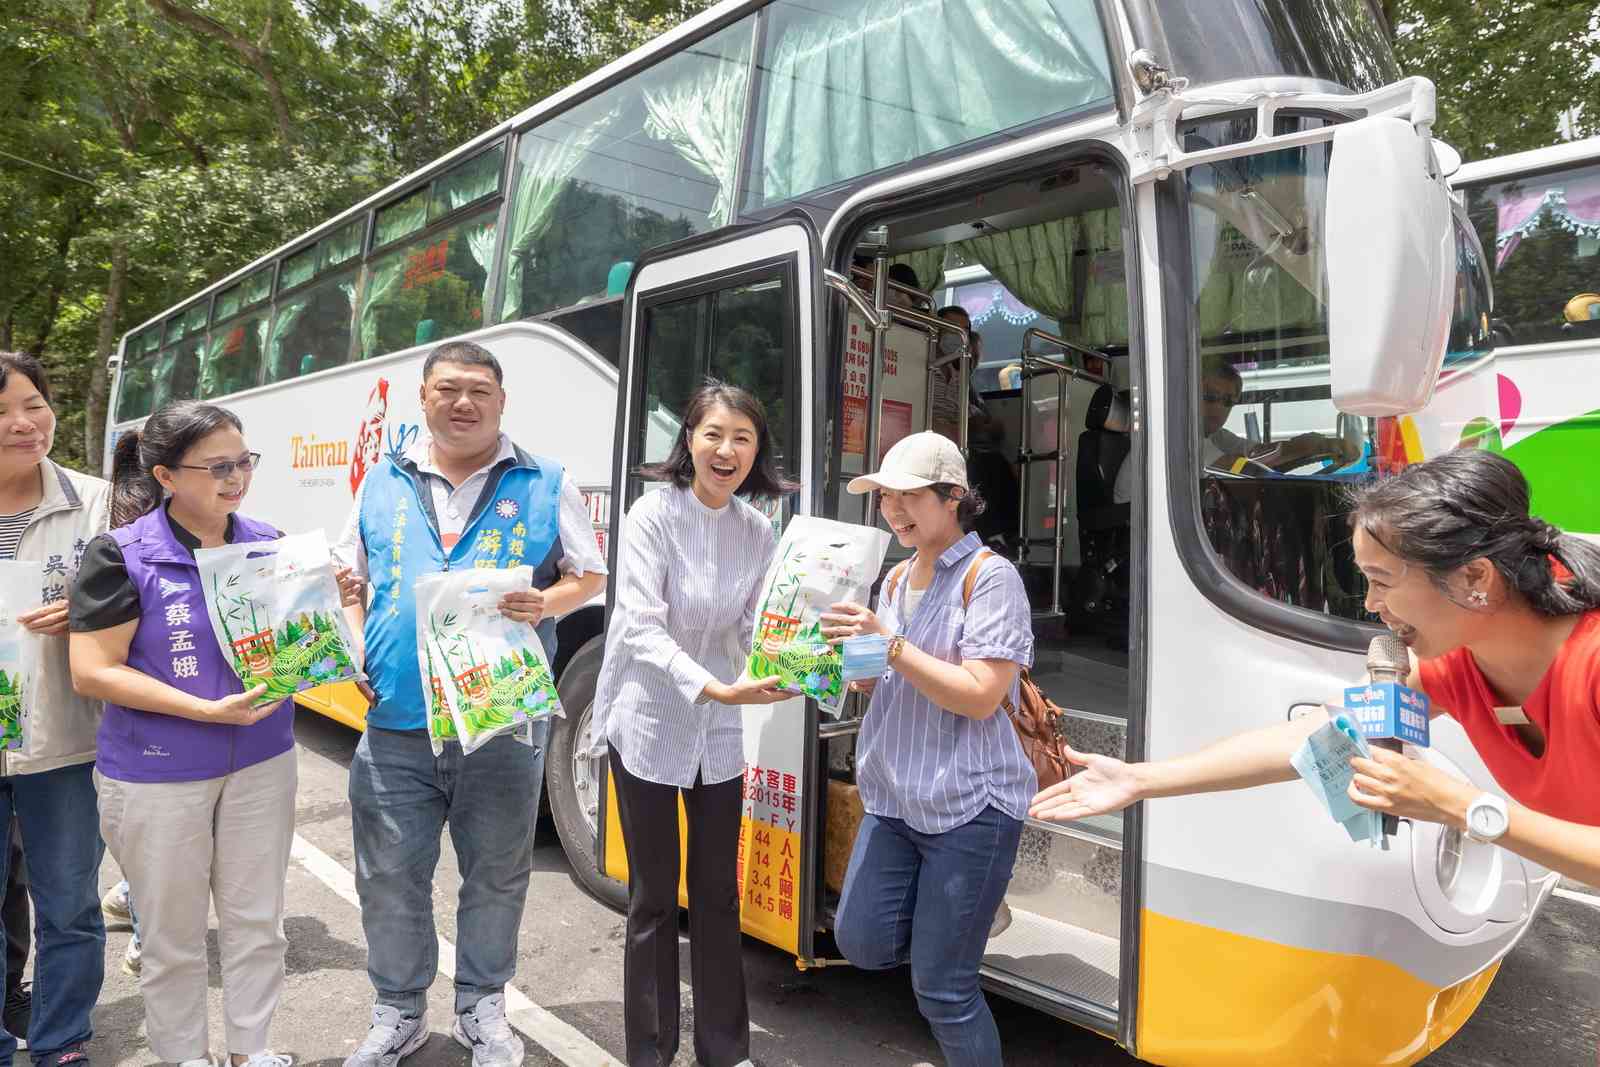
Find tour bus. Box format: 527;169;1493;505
104;0;1548;1063
1451;135;1600;538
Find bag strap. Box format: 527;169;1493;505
888;548;994;612
961;549;996;608
883;559;911;609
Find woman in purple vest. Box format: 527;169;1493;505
69;401;341;1067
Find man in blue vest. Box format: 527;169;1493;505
334;340;606;1067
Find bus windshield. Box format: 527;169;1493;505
1183;114;1495;620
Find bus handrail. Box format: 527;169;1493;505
1023;328;1112;383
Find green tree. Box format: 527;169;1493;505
1386;1;1600;157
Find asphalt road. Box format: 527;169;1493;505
63;712;1597;1067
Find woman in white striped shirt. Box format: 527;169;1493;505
821;431;1035;1067
591;381;796;1067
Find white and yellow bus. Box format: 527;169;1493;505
105;1;1543;1062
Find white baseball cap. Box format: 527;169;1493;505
846;431;969;494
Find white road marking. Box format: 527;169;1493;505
1552;886;1600;910
290;832;623;1067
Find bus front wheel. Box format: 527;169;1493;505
546;634;627;911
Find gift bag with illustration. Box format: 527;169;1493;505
197;530;361;703
747;517;891;711
416;566;563;755
0;562;42;751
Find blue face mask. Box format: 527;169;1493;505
840;634;890;681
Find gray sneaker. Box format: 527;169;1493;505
451;994;523;1067
344;1006;428;1067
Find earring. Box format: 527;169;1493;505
1468;590;1489;607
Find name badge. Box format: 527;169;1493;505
1494;705;1530;725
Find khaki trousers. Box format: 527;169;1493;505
97;749;297;1061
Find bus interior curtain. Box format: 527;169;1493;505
267;302;308;381
953;210;1128;347
890;249;949;296
446;183;500;322
640;54;748;227
754;0;1112;205
359;258;406;360
500;104;623;321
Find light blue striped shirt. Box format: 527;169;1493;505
856;532;1037;833
592;485;777;787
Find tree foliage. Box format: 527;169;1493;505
1387;0;1600;157
0;0;705;471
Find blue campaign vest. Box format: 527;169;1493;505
358;449;564;731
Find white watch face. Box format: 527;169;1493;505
1469;799;1508;840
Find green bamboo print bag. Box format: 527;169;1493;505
0;561;42;751
196;530;363;703
416;565;563;755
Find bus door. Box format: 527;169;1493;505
817;158;1142;1036
598;216;823;961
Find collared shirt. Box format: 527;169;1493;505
591;485;777;787
334;432;605;580
856;531;1036;833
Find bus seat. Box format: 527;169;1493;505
1075;384;1131;638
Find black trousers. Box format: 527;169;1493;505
3;818;27;995
608;747;748;1067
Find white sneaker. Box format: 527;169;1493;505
123;934;143;977
102;882;133;930
344;1006;428;1067
988;900;1013;939
235;1056;294;1067
177;1058;218;1067
451;994;523;1067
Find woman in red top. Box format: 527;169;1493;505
1030;448;1600;886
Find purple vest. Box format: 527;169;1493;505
95;507;295;783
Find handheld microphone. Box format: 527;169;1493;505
1343;634;1431;837
1344;634;1431;750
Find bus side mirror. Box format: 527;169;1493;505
1326;117;1455;416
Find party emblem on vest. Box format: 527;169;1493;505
493;498;520;520
158;578;192;599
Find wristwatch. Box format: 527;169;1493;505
1464;792;1510;844
887;635;907;667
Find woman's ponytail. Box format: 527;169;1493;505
109;431;159;528
1529;522;1600;616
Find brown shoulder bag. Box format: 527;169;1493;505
883;550;1073;790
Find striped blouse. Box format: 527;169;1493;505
856;531;1037;834
591;484;778;787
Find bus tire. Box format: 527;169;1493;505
546;634;627;911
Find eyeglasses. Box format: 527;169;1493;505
1201;391;1241;406
175;452;262;480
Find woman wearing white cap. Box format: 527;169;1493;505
821;431;1035;1067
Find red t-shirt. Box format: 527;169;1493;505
1418;611;1600;826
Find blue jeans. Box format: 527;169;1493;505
349;721;549;1016
834;806;1023;1067
0;763;106;1062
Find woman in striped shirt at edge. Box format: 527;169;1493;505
591;381;796;1067
821;431;1036;1067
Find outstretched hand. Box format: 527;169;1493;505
1028;744;1143;822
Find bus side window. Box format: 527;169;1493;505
199;313;268;399
152;338;203;410
358;209;497;361
266;272;357;384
